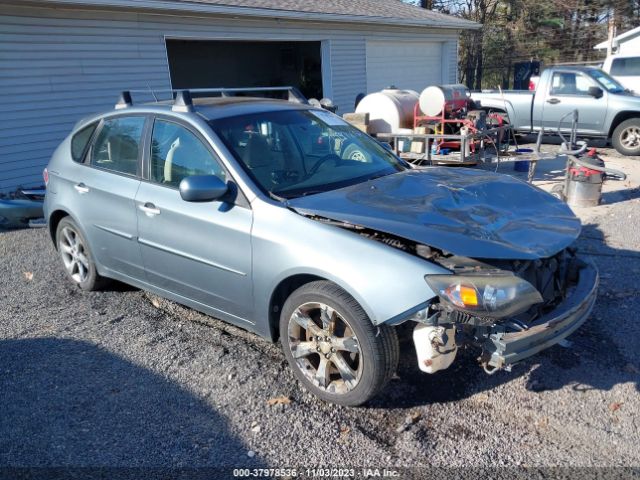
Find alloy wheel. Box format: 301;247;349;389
620;126;640;149
58;226;90;284
287;302;363;395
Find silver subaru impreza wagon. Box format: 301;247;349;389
44;88;598;406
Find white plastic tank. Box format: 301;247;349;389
355;88;419;134
419;84;470;117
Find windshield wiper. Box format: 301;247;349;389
268;191;287;202
368;172;391;182
273;189;327;199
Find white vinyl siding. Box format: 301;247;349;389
0;3;460;192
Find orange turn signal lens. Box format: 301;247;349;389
459;285;479;307
443;283;479;308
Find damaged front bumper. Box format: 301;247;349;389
482;261;598;370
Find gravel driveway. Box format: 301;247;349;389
1;153;639;478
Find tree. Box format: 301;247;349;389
406;0;640;89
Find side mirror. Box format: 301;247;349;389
179;175;228;202
588;86;604;99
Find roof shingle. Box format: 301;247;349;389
175;0;477;28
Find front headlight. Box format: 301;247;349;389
425;274;543;318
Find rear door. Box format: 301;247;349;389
540;70;608;134
73;114;147;279
135;117;254;324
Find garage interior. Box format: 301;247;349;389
166;39;324;100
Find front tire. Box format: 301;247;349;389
612;118;640;156
56;217;107;291
280;281;399;406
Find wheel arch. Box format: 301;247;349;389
267;273;326;342
48;209;71;247
608;111;640;138
266;272;383;342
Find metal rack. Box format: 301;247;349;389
377;124;511;165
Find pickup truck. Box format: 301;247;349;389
470;66;640;156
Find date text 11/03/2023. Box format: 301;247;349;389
232;468;401;477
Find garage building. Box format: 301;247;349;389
0;0;477;192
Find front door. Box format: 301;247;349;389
135;118;254;324
540;70;608;135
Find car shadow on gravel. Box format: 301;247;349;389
601;186;640;205
0;337;264;471
369;222;640;408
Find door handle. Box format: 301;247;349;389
139;202;161;217
74;183;89;194
546;98;561;105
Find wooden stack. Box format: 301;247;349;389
342;112;370;134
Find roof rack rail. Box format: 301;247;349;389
114;86;309;111
115;91;133;110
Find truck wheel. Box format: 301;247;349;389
280;281;399;406
56;217;108;291
612;119;640;156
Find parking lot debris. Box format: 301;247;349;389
396;411;421;433
609;402;623;413
266;396;291;406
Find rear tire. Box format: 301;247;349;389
280;281;399;406
56;217;108;291
612;118;640;156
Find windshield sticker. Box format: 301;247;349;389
311;110;349;126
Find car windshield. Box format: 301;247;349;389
209;109;407;199
588;69;626;93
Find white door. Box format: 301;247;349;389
366;40;443;93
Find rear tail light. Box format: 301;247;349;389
43;168;49;186
528;80;536;91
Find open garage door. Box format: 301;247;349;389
166;39;323;100
366;40;443;93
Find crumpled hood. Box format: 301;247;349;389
288;168;581;260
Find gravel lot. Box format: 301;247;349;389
1;144;639;477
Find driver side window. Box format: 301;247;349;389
150;120;226;188
550;72;592;96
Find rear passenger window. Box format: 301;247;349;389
150;120;226;188
71;123;97;162
91;116;145;176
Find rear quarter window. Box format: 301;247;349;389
71;123;97;162
611;57;640;76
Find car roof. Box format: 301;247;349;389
73;95;316;132
190;96;312;120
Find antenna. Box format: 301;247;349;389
147;84;159;103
